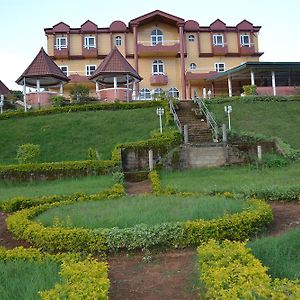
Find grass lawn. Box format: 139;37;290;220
0;108;158;164
160;162;300;193
0;260;61;300
35;195;248;229
248;228;300;280
0;175;114;202
208;101;300;149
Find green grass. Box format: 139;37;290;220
35;195;248;229
0;175;114;202
0;260;61;300
208;101;300;149
160;162;300;193
0;108;157;164
248;228;300;280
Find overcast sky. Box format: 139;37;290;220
1;0;299;90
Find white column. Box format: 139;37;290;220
250;70;255;85
23;77;27;112
37;79;40;108
126;75;129;102
271;71;276;96
96;81;100;93
59;82;63;96
148;149;154;171
228;76;232;97
132;80;137;100
113;77;117;89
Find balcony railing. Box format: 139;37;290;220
239;43;255;55
54;46;69;59
150;74;168;85
138;40;180;57
82;45;97;58
212;43;228;55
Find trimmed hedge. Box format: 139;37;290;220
197;240;300;299
0;247;109;300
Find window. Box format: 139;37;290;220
168;87;179;98
115;36;122;46
139;88;152;100
214;63;225;72
212;34;224;46
188;35;195;42
153;88;164;98
84;36;96;49
85;65;96;76
55;37;67;50
151;29;163;45
190;63;197;70
59;65;68;76
240;34;250;47
152;60;164;75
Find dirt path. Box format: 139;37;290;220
125;179;152;195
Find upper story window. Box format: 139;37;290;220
151;29;163;45
139;88;152;100
188;35;195;42
190;63;197;70
152;60;164;75
84;36;96;49
86;65;96;76
215;63;225;72
212;34;224;46
168;87;179;98
240;34;250;47
55;37;67;50
59;65;68;76
115;36;122;46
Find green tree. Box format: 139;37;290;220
69;85;90;103
16;144;40;164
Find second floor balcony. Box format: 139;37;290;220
82;46;98;58
138;40;180;57
239;43;255;55
212;44;228;56
54;46;69;59
150;74;168;85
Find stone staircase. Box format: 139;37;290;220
177;100;213;143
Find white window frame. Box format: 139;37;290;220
84;36;96;49
168;87;179;98
188;35;195;42
212;34;224;47
190;63;197;70
152;60;164;75
55;37;68;50
151;29;164;46
59;65;68;76
85;65;96;76
214;63;225;72
240;34;250;47
139;88;152;100
115;36;122;46
152;88;164;98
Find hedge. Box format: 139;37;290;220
197;240;300;299
0;247;109;300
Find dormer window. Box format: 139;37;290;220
240;34;250;47
212;34;224;46
55;37;67;50
151;29;163;46
115;36;122;46
188;35;195;42
84;36;96;49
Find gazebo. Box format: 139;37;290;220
16;47;69;110
89;47;142;102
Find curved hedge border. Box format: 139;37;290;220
197;240;300;299
0;246;109;300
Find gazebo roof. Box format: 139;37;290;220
89;47;142;84
0;80;10;95
16;47;69;87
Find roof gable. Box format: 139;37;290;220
0;80;10;95
236;19;254;31
210;19;226;31
81;20;98;32
52;22;70;33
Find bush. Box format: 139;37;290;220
70;85;90;103
87;147;100;160
50;96;67;107
112;171;124;184
16;144;40;164
243;84;257;95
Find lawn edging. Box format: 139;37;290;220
197;239;300;299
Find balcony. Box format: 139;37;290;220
150;74;168;85
82;46;98;58
54;47;69;59
239;44;255;55
138;40;180;57
212;44;228;56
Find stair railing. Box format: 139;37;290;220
168;98;182;134
194;97;219;141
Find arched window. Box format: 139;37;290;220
168;87;179;98
152;60;164;75
188;35;195;42
190;63;197;70
115;36;122;46
152;88;164;99
151;29;163;45
139;88;152;100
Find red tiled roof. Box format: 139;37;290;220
0;80;10;95
16;47;69;85
90;47;142;81
68;74;90;83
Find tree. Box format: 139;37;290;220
69;85;90;103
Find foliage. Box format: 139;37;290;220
50;95;67;107
69;84;90;103
149;170;161;194
112;171;124;184
243;84;257;95
260;153;289;168
87;147;100;160
16;143;40;164
197;240;300;299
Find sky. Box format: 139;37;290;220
1;0;299;90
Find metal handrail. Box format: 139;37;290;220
168;98;182;134
194;97;219;140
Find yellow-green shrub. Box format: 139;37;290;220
149;170;161;194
